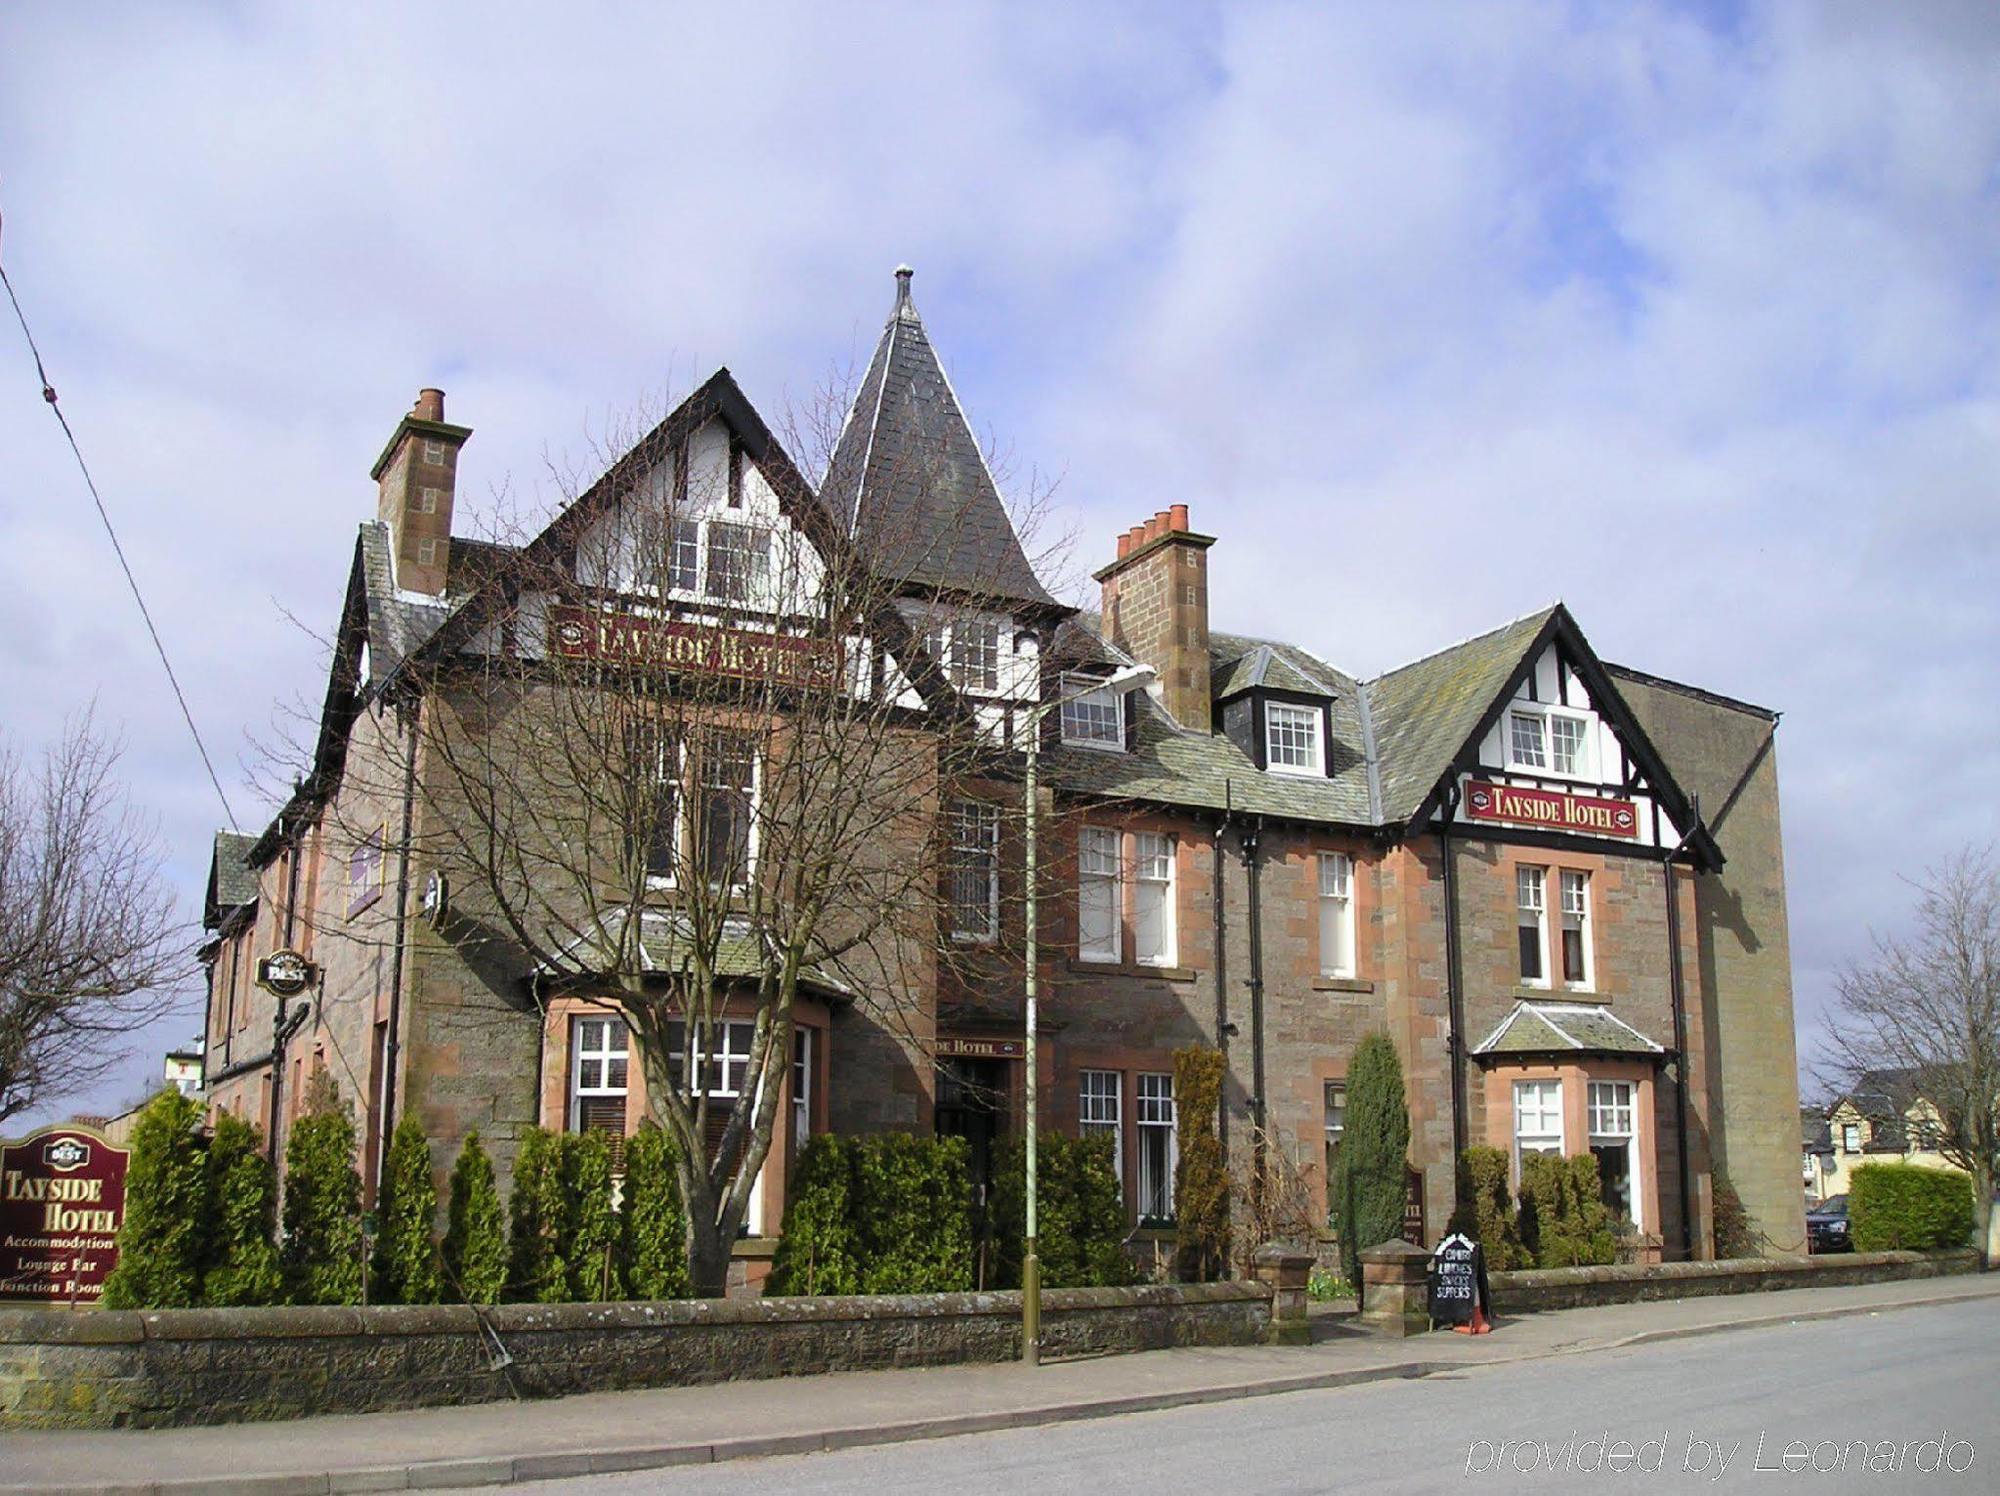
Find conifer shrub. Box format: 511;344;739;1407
987;1133;1136;1289
619;1121;691;1299
767;1134;861;1296
1172;1045;1231;1282
370;1116;441;1305
201;1111;284;1307
101;1088;210;1309
1329;1033;1410;1287
853;1132;974;1294
1518;1153;1616;1267
1447;1145;1529;1271
506;1126;571;1303
1709;1168;1757;1259
441;1133;507;1303
1849;1162;1975;1252
282;1070;366;1305
562;1127;622;1301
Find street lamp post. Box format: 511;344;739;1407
1020;662;1153;1367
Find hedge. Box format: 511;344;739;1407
619;1121;692;1299
370;1117;441;1305
441;1133;507;1303
281;1072;365;1305
767;1135;861;1295
505;1126;571;1304
201;1111;283;1307
1330;1033;1410;1287
1448;1145;1529;1270
1519;1153;1616;1268
854;1132;974;1293
1172;1046;1231;1282
987;1132;1137;1290
1850;1163;1975;1252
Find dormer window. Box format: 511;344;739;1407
1265;702;1323;775
1060;673;1124;750
1507;704;1593;780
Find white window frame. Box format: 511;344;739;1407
570;1015;630;1132
947;800;1000;943
668;516;701;594
1507;703;1595;781
792;1028;813;1150
415;486;441;515
1318;852;1355;978
948;616;1001;694
1059;672;1125;751
691;733;760;890
1132;832;1176;967
1078;827;1122;963
1560;870;1593;989
1264;701;1324;776
415;538;439;568
1135;1071;1176;1222
640;730;681;888
1323;1080;1346;1214
1513;1078;1564;1178
423;439;447;466
1080;1069;1123;1190
1587;1080;1640;1229
1517;866;1549;986
1841;1121;1861;1153
703;520;772;607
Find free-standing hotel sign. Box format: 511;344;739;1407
0;1125;129;1307
1427;1231;1490;1331
548;605;840;692
1464;780;1639;839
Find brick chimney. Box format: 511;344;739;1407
1094;504;1216;732
370;388;472;596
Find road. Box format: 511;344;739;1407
510;1297;1998;1494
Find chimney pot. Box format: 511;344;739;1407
1145;514;1163;542
1116;531;1132;559
1127;524;1147;551
414;388;445;422
1170;503;1189;532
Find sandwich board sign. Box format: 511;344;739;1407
1427;1231;1490;1332
0;1125;129;1307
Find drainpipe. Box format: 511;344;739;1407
267;814;305;1161
1213;784;1232;1157
1438;785;1468;1162
1664;835;1696;1261
377;703;421;1190
1241;815;1267;1161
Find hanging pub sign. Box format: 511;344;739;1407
1464;780;1639;839
0;1125;129;1307
547;605;840;692
257;948;317;997
1427;1231;1490;1331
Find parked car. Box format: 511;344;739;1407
1806;1193;1851;1253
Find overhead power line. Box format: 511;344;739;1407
0;201;239;830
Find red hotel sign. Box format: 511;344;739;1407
0;1125;129;1307
548;606;839;691
1464;780;1639;839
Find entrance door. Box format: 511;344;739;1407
936;1057;1008;1285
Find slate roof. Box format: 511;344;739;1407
205;830;260;926
1045;619;1374;826
541;908;855;999
1213;641;1342;701
357;521;451;687
1802;1110;1833;1154
1364;607;1559;823
1471;1000;1665;1058
820;271;1056;609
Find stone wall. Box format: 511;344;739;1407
0;1281;1270;1431
1489;1249;1979;1315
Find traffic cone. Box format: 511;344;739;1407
1453;1302;1491;1335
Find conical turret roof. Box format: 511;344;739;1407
821;268;1056;608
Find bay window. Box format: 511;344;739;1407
570;1015;629;1136
1135;1072;1176;1222
1588;1080;1638;1226
1079;1070;1123;1188
1318;852;1355;978
1513;1078;1564;1174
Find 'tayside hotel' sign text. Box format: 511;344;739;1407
1464;780;1640;839
548;606;839;691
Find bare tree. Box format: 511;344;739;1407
1820;847;1999;1265
0;712;189;1124
353;372;1061;1296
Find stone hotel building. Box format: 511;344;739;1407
199;272;1804;1287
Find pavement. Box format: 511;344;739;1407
4;1273;1997;1496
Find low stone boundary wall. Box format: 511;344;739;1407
0;1280;1270;1430
1490;1248;1981;1314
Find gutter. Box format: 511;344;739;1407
1241;814;1267;1161
1213;783;1233;1157
1664;821;1697;1261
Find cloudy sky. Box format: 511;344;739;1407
3;1;1995;1123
